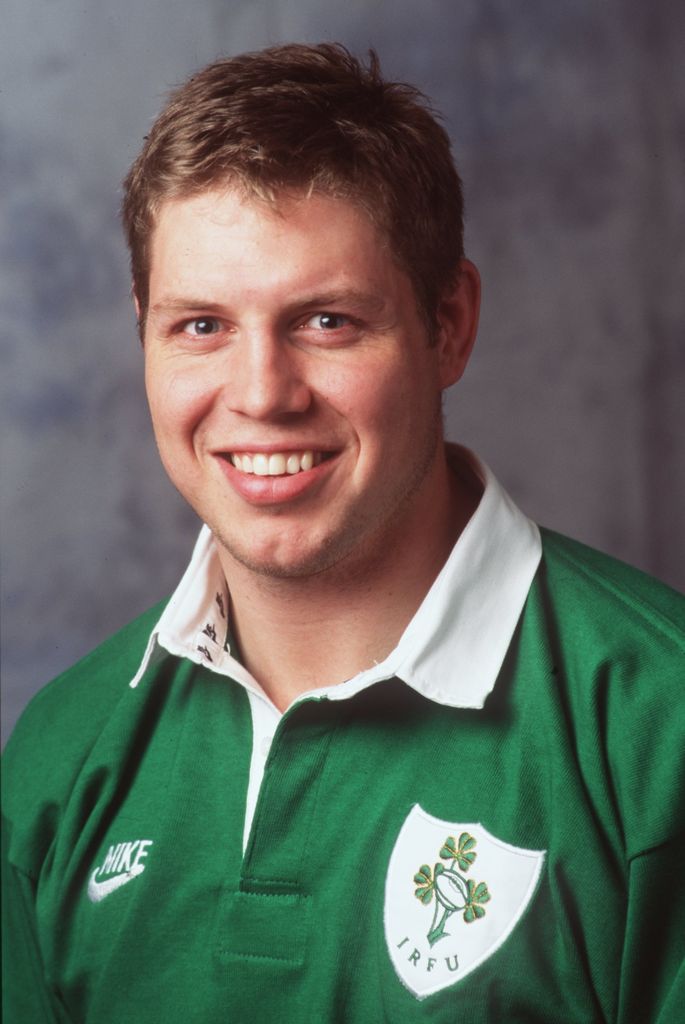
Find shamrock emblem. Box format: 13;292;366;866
413;833;491;946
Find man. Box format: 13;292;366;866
3;43;683;1023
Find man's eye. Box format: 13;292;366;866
183;317;221;336
305;312;349;331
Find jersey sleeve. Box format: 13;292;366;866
617;834;685;1022
1;819;69;1024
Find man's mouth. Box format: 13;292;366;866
229;450;330;476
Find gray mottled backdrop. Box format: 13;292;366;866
2;0;684;744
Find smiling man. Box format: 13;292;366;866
142;186;479;706
3;44;684;1024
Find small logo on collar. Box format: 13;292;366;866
385;806;544;999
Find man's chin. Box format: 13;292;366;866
211;527;349;582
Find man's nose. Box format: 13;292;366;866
226;330;312;420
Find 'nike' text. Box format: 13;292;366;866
87;839;153;903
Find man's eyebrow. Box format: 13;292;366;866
294;290;388;315
278;290;389;317
148;299;227;317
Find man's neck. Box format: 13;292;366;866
218;456;481;712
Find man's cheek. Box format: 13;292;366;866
149;368;213;428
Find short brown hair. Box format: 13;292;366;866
122;43;465;331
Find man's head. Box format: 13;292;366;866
126;44;479;584
122;43;465;334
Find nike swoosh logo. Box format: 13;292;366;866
87;863;146;903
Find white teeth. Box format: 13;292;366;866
231;450;323;477
269;453;286;475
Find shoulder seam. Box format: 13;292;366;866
627;829;685;863
2;844;40;883
542;533;685;651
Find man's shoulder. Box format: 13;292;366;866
533;530;684;858
2;600;167;824
537;527;684;652
12;598;167;736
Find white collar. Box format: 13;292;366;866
130;446;541;711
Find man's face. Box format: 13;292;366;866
143;187;472;580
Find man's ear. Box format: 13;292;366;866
435;259;481;389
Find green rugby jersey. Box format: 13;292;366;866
3;461;684;1022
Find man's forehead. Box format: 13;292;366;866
150;182;387;249
146;186;398;293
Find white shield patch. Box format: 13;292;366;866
384;804;545;999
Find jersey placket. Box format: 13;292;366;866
214;697;337;971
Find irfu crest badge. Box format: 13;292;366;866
385;805;545;999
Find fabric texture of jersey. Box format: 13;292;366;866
3;453;684;1023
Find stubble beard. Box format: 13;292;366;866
208;404;446;586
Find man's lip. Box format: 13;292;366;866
214;449;339;505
